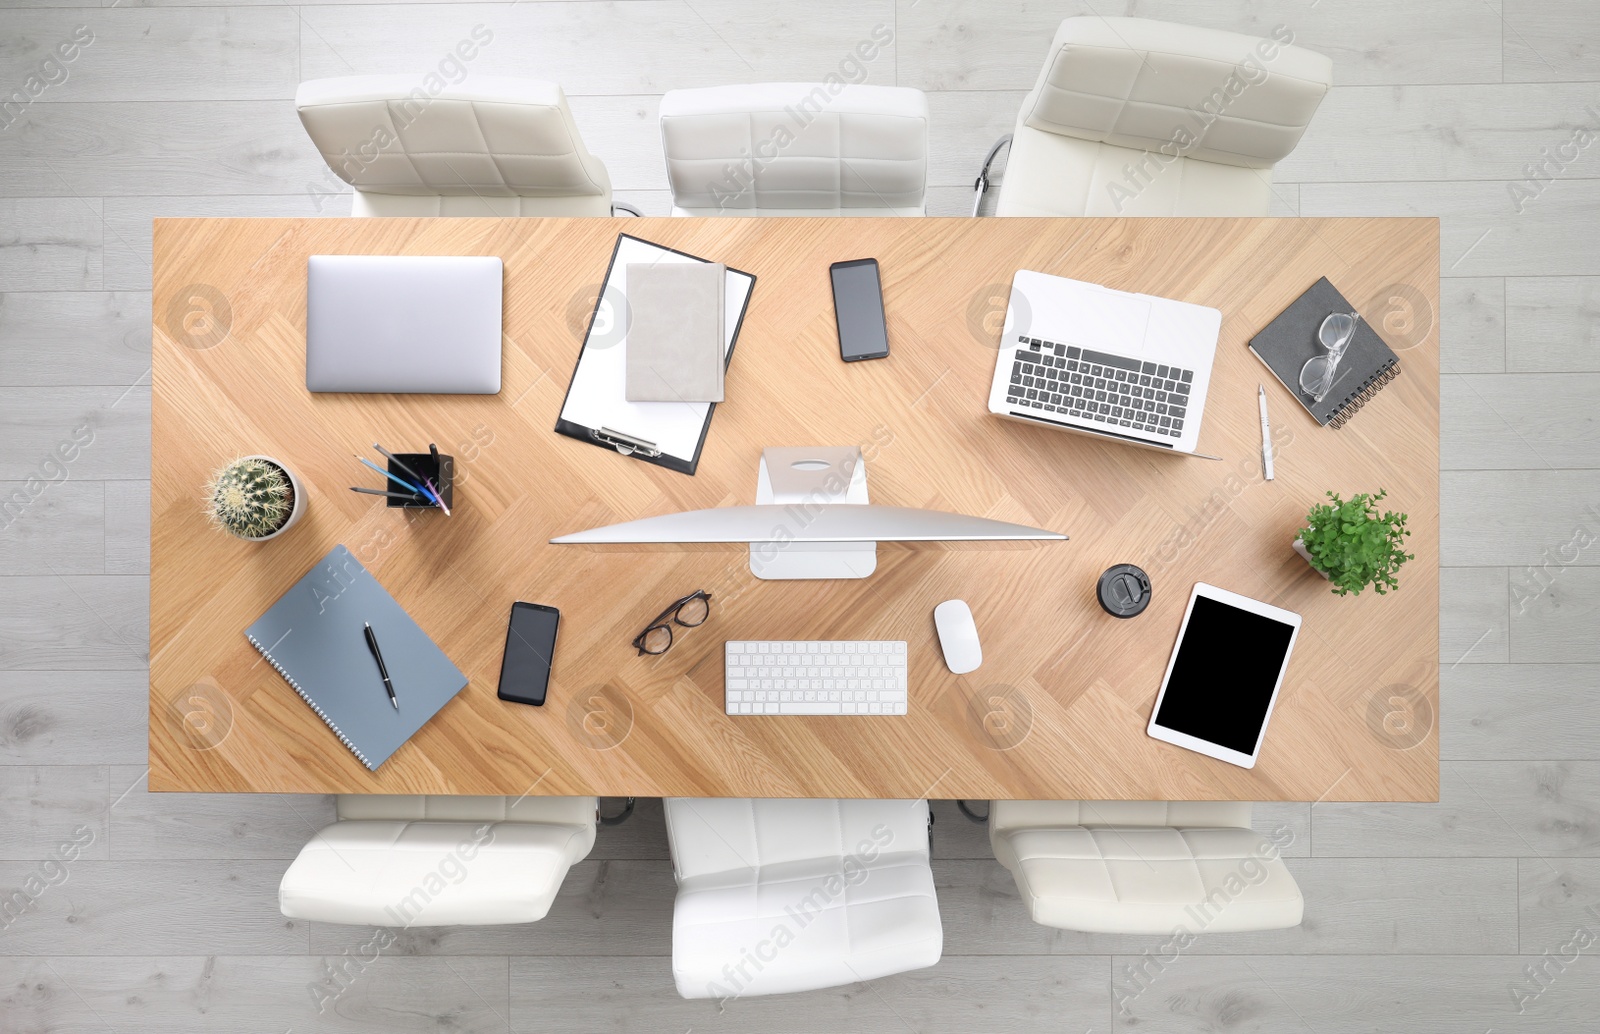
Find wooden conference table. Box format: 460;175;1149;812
149;216;1439;802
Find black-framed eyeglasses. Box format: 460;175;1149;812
632;590;712;655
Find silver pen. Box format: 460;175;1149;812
1258;384;1275;481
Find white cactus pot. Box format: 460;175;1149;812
236;455;305;541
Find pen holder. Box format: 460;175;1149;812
388;452;453;509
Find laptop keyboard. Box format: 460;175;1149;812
1005;335;1192;437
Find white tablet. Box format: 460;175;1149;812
1146;583;1302;769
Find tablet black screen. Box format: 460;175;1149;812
1153;595;1296;755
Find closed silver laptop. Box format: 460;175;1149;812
306;255;503;393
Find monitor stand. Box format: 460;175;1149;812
750;446;877;580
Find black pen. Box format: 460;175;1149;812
373;443;428;487
364;622;398;710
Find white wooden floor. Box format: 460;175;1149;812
2;0;1599;1030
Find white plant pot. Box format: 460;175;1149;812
234;455;305;541
1292;535;1330;580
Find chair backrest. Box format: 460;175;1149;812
295;74;610;199
990;799;1253;836
658;83;928;215
664;798;929;881
1020;17;1332;170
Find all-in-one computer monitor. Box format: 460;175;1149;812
551;447;1067;580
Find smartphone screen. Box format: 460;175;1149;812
830;258;889;361
497;602;559;706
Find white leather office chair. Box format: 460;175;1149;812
972;18;1332;217
658;83;929;216
279;794;597;926
986;800;1302;934
295;75;635;217
663;798;942;999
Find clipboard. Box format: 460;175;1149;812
554;233;756;475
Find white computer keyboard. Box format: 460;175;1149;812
725;640;908;715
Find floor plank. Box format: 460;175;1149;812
925;90;1026;188
0;7;299;102
1443;378;1600;470
0;478;102;575
565;94;665;194
1507;276;1600;372
1312;762;1600;857
1511;565;1600;662
1443;470;1600;564
0;291;150;386
102;193;328;292
0;101;326;196
1445;665;1600;760
0;955;511;1034
1110;954;1600;1032
1502;0;1600;82
0;859;306;954
1301;180;1600;278
894;0;1503;90
0;670;147;765
509;954;1110;1033
0;197;102;291
1440;566;1509;664
1442;277;1505;373
103;479;148;575
0;764;106;860
1279;84;1600;183
0;575;149;669
591;795;670;859
106;766;331;860
1519;857;1600;956
298;2;899;93
0;384;149;482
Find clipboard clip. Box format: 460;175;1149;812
593;427;662;458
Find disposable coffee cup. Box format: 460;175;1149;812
1097;564;1151;618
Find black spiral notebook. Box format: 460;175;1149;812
1249;277;1401;429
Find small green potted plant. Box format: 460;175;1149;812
206;456;305;541
1293;489;1413;596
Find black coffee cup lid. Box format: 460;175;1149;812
1098;564;1151;618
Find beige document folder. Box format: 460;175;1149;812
625;262;726;402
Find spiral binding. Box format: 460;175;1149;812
1328;362;1402;430
247;632;374;769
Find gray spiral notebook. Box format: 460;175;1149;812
1249;277;1402;429
245;544;467;770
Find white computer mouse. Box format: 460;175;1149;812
934;599;982;674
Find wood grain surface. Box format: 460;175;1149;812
149;216;1439;801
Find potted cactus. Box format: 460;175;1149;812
1293;489;1413;596
206;456;305;541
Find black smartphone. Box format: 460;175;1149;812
830;258;890;362
497;602;559;706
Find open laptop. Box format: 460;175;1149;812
306;255;503;393
987;270;1222;457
